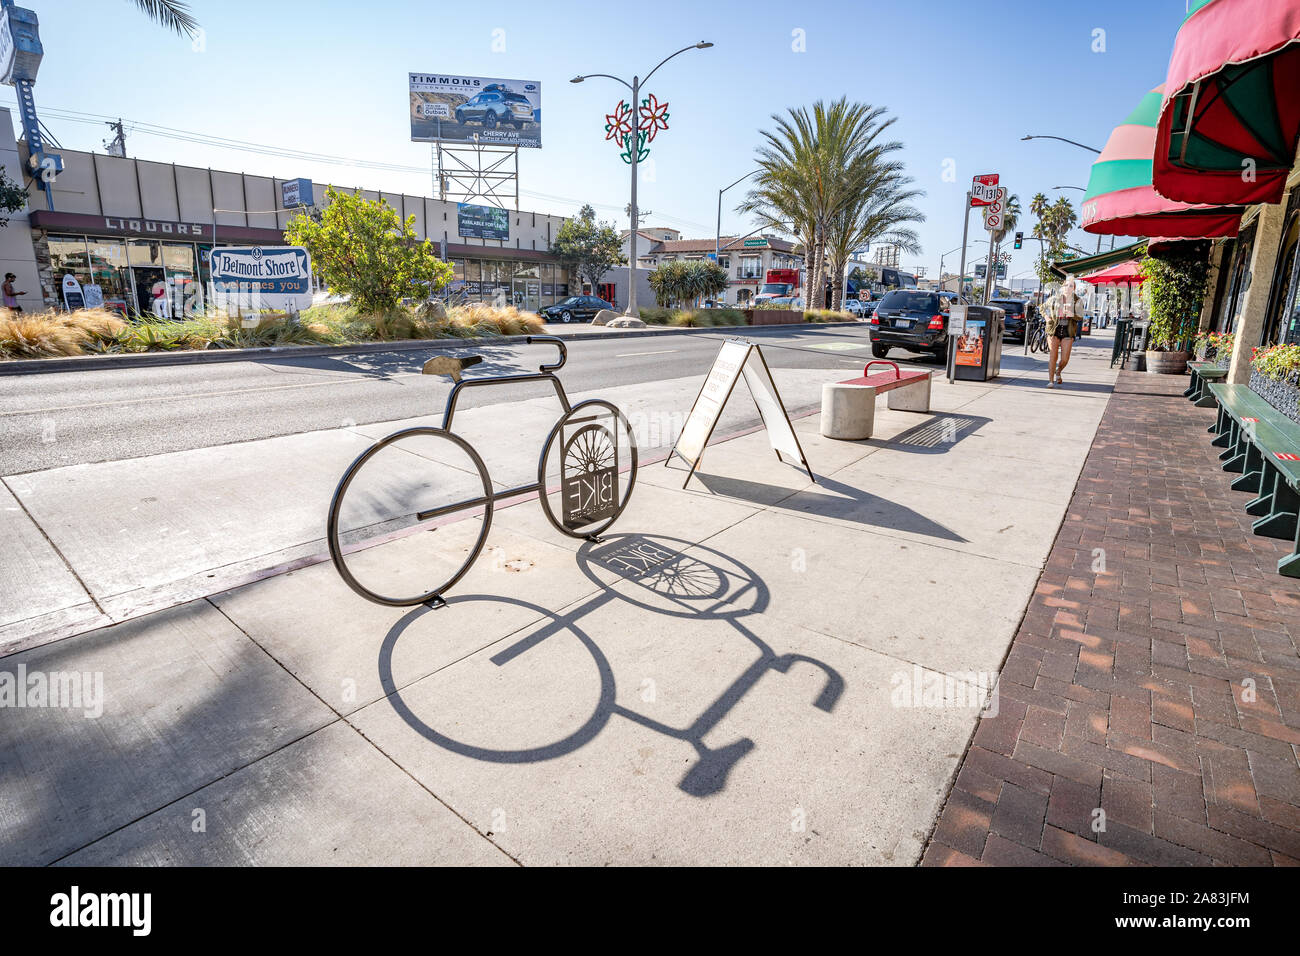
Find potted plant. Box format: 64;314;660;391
1250;344;1300;424
1142;248;1211;375
1194;329;1235;367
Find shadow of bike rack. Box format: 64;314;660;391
378;533;844;797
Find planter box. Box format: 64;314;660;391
745;308;804;326
1146;350;1189;375
1250;370;1300;425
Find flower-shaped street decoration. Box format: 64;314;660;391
619;129;650;165
604;100;633;146
638;94;670;142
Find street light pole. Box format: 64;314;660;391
572;41;712;317
717;169;758;262
1020;134;1101;154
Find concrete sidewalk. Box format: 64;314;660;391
0;334;1119;865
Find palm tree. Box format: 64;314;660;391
128;0;200;37
740;99;901;310
825;173;924;310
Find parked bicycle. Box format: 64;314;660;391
327;336;638;608
1027;316;1048;354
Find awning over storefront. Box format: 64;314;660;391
1050;240;1147;280
1082;86;1243;238
1154;0;1300;206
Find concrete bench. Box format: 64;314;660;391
821;361;932;441
1185;361;1227;407
1207;383;1300;577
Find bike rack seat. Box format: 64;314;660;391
422;354;484;382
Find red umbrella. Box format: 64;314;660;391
1078;261;1146;284
1154;0;1300;206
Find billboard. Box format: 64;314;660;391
457;203;510;241
409;73;541;148
281;178;312;208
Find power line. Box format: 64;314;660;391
0;100;715;232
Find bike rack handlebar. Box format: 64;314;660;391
526;335;567;373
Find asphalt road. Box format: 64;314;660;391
0;325;941;475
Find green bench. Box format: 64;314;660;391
1185;361;1227;407
1207;383;1300;577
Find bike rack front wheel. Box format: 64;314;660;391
537;399;638;540
327;427;494;607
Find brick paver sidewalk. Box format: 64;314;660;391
923;368;1300;866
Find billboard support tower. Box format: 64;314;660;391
434;141;519;210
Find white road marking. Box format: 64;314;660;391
615;349;678;358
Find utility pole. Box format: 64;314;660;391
103;119;126;158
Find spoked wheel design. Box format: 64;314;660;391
538;400;638;539
327;427;493;607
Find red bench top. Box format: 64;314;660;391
838;361;930;391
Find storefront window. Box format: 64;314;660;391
48;236;92;302
85;238;132;315
1270;212;1300;345
162;242;201;316
128;240;167;317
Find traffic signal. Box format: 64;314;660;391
1014;232;1024;250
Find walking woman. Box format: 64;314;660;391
1047;278;1079;388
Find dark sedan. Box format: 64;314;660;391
540;295;612;323
988;298;1035;342
869;289;961;359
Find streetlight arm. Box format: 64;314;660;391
1021;134;1101;154
643;42;712;85
571;73;634;91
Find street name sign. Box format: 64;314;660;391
670;339;814;488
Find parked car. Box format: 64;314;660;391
540;295;612;323
454;88;535;130
988;297;1034;342
868;289;961;359
845;298;869;317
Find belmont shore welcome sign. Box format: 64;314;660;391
668;338;814;488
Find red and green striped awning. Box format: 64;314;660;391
1154;0;1300;206
1081;85;1243;239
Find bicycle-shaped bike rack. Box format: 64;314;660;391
327;335;638;608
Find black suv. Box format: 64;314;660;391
540;295;612;323
869;290;961;359
988;298;1034;342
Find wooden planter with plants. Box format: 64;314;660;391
1250;344;1300;425
1142;248;1211;375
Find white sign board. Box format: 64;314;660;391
947;303;968;336
670;339;813;486
982;187;1009;233
209;246;313;312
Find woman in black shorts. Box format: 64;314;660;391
1048;279;1078;388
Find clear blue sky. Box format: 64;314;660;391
9;0;1194;285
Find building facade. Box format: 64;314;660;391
0;109;589;317
625;230;804;305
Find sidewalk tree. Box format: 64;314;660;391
740;99;920;311
285;187;453;315
826;172;924;310
551;204;626;301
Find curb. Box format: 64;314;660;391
0;321;866;376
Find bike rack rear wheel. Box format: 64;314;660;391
327;427;494;607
